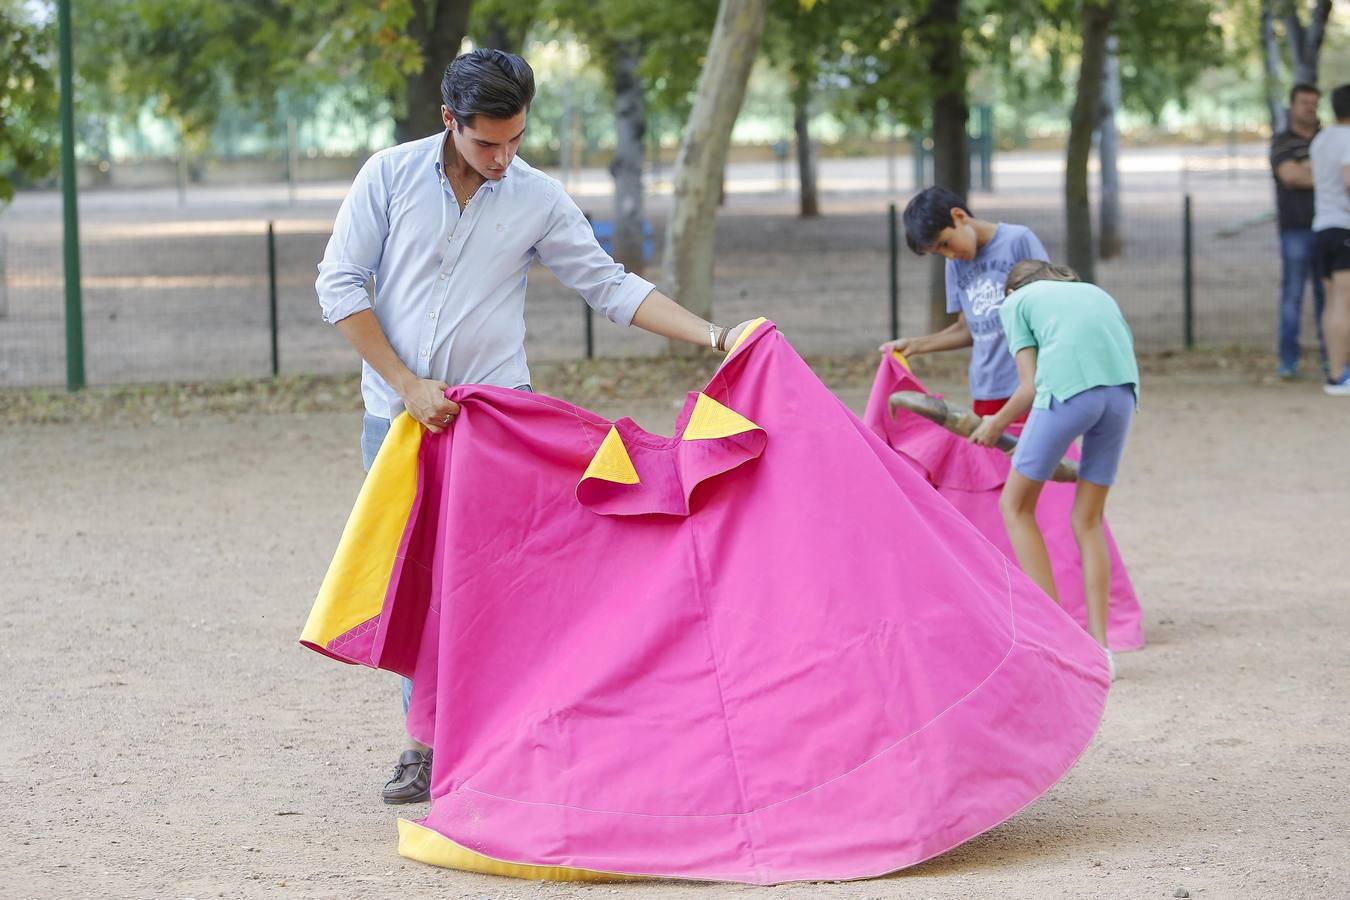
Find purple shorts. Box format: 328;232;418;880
1012;384;1136;486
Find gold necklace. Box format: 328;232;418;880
446;164;475;210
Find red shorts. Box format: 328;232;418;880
973;397;1029;425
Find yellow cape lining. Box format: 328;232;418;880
398;819;647;882
301;413;423;649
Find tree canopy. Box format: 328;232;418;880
0;4;58;202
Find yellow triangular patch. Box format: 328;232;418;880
682;393;760;441
891;349;912;371
581;426;639;485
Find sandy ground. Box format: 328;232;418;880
1;368;1348;899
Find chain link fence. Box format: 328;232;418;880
0;161;1294;389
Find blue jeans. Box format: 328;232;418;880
1278;229;1327;373
361;387;533;716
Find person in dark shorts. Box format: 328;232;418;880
1310;83;1350;395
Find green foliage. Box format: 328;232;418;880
985;0;1224;123
778;0;1222;136
473;0;718;123
0;4;58;202
761;0;870;97
68;0;424;149
818;1;1010;129
1115;2;1224;119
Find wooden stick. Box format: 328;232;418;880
888;391;1079;483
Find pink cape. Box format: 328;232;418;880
301;321;1109;885
862;352;1144;651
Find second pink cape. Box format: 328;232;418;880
862;353;1144;651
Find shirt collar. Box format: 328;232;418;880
432;129;508;192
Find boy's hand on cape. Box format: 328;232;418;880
968;416;1001;448
402;378;461;434
879;337;920;356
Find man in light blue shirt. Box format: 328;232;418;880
317;49;754;804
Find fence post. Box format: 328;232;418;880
582;211;595;359
267;221;279;376
58;0;85;390
583;302;594;358
888;203;900;340
1183;194;1194;350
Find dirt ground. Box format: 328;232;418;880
2;365;1347;900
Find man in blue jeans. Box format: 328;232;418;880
1269;83;1327;379
318;50;754;804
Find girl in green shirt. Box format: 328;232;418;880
970;261;1140;678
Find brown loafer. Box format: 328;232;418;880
382;749;432;804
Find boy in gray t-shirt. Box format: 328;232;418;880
882;187;1049;416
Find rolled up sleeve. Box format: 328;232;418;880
533;189;654;326
316;156;389;324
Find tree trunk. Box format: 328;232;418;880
921;0;967;330
610;39;647;275
394;0;473;145
1301;0;1333;86
792;75;819;218
1065;0;1117;284
1284;0;1332;87
176;127;188;207
559;56;575;190
660;0;769;338
477;12;527;53
286;115;299;205
1261;2;1287;135
0;233;8;319
1098;33;1122;260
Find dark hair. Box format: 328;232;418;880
1005;260;1080;294
441;50;535;127
902;186;967;255
1290;83;1320;104
1333;84;1350;120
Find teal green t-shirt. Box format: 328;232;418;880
999;280;1140;409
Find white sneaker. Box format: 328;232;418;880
1325;372;1350;396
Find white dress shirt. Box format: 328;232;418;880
317;130;655;419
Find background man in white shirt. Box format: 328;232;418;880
317;49;756;803
1310;82;1350;395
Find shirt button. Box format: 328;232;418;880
438;273;446;280
420;350;428;357
429;311;437;319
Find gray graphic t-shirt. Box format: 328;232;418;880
945;223;1049;400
